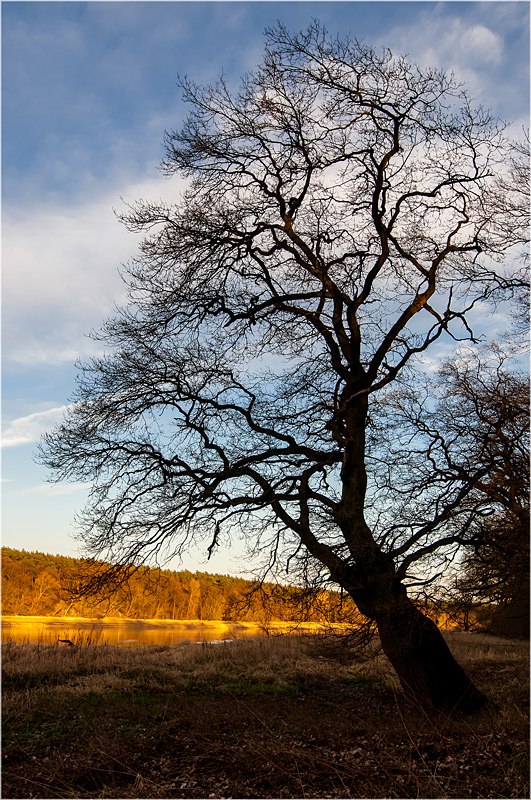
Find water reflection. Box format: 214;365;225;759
1;616;266;647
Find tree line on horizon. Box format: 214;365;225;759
1;546;365;623
1;546;518;636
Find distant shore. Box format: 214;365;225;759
1;614;346;629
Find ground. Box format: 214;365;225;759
2;631;529;798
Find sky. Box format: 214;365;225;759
2;1;529;575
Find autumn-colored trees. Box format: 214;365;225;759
1;547;363;623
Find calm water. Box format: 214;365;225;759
1;616;266;647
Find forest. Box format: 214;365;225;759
1;547;366;623
1;546;506;633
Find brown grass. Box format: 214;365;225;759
2;631;529;798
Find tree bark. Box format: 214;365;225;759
375;595;488;715
337;389;488;715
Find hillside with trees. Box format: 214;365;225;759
1;547;363;623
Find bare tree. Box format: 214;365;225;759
39;23;527;714
488;131;530;269
497;132;530;348
437;348;529;636
379;345;529;625
437;348;529;523
456;509;529;637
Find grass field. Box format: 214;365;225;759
2;630;529;798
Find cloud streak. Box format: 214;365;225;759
19;482;92;497
2;406;70;448
3;173;186;366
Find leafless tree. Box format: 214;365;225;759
456;509;529;637
438;348;528;635
496;132;530;348
378;343;529;614
39;23;528;714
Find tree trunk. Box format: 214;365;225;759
337;390;489;716
375;597;488;715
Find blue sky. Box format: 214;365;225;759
2;1;529;575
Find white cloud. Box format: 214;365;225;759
3;172;187;366
381;15;507;108
465;24;503;65
19;482;92;497
2;405;70;448
386;16;503;68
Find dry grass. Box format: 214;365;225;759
2;631;529;798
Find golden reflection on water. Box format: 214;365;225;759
1;616;267;646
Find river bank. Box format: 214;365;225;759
2;631;529;798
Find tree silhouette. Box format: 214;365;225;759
39;23;527;714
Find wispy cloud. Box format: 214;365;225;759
19;482;92;497
3;173;185;367
401;18;504;70
381;5;528;125
2;406;70;448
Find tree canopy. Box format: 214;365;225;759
39;23;528;713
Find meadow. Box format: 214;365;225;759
2;630;528;799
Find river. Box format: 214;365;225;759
0;616;321;646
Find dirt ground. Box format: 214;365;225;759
2;632;529;798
